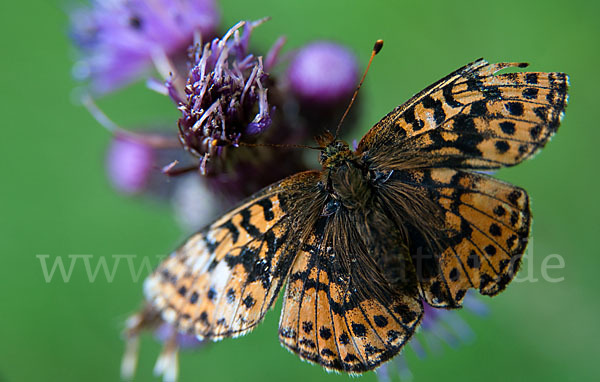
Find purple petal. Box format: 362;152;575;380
264;36;287;71
375;363;391;382
408;337;427;359
154;322;204;349
245;116;271;135
463;292;490;316
440;312;475;343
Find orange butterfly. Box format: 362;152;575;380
137;57;568;373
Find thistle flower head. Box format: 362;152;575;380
173;20;275;173
70;0;220;93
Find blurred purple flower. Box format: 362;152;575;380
285;40;360;137
376;292;489;381
287;41;359;105
70;0;220;93
103;128;198;198
172;19;278;174
106;135;155;194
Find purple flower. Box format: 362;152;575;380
172;20;277;174
106;135;155;194
285;41;360;137
376;292;489;381
103;128;197;198
70;0;220;93
287;41;359;105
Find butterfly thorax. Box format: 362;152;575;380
318;139;372;210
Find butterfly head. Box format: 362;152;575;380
315;132;352;168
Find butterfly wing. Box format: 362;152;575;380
357;59;568;170
144;171;322;339
279;210;423;373
357;59;567;308
380;169;530;308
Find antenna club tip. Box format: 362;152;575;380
373;40;384;54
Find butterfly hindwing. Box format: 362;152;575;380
386;168;530;307
358;59;568;170
144;171;321;339
279;212;423;373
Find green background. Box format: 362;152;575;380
1;0;598;381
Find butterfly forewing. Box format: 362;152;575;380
144;171;321;339
358;60;568;170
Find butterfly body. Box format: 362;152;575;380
142;58;568;373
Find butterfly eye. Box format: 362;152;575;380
319;151;327;164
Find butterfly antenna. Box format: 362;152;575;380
334;39;384;139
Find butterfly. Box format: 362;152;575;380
142;58;568;373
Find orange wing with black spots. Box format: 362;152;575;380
385;169;530;308
358;59;568;170
279;215;423;373
144;171;321;339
